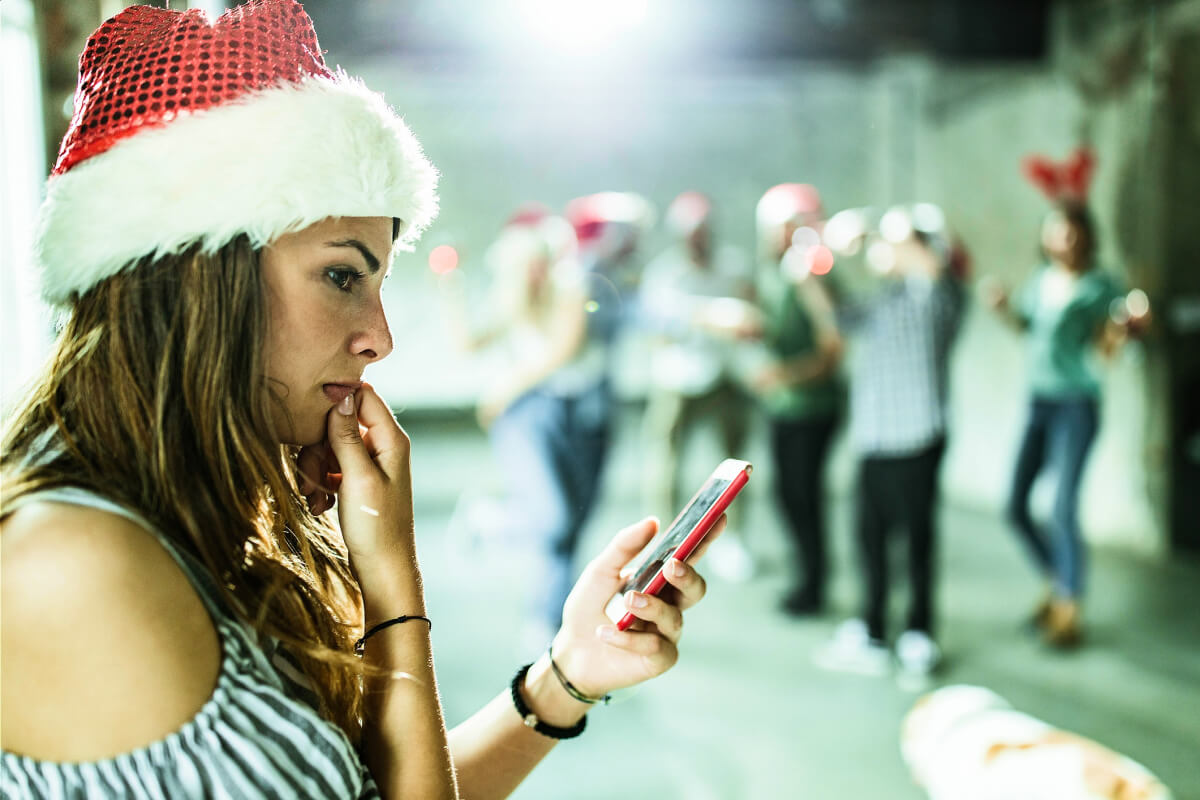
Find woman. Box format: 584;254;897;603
749;184;844;615
986;200;1145;647
1;3;715;797
441;213;614;650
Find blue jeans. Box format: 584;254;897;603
1006;396;1099;598
490;382;613;629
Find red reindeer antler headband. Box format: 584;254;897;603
1021;146;1096;203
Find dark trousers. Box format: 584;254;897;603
770;414;840;600
857;438;946;641
1005;396;1099;598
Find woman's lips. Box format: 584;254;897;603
322;383;358;404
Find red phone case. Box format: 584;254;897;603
615;461;752;631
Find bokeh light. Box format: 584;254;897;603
429;244;459;275
791;226;821;251
867;240;895;274
807;244;835;276
823;208;869;253
1127;288;1150;318
880;207;914;243
782;245;810;280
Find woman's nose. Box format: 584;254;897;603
352;300;393;362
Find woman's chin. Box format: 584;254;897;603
275;414;329;447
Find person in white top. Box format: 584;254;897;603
638;192;762;580
440;211;616;651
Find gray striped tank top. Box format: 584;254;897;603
1;487;381;799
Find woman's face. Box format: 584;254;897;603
1041;210;1086;269
261;216;394;445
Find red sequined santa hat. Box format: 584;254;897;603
35;0;438;307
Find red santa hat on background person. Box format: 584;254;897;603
755;183;823;232
665;191;712;238
1021;146;1095;205
34;0;438;308
564;191;654;256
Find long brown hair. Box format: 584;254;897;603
1;237;365;740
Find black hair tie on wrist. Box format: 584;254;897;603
548;643;612;705
511;663;587;740
355;615;432;656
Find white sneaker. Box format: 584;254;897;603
706;534;755;582
813;619;891;677
894;629;941;691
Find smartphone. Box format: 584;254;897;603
605;458;753;631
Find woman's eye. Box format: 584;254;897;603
326;268;364;292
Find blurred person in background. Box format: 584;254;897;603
638;191;761;581
749;183;845;614
983;148;1151;648
1;4;721;797
813;204;967;685
439;209;613;653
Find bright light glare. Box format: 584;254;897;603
791;226;821;251
867;240;895;274
782;246;810;281
1126;289;1150;318
880;208;914;243
1108;297;1130;325
823;208;869;253
518;0;649;51
911;203;945;234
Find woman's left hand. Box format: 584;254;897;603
548;515;724;698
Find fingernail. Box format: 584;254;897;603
338;393;355;416
626;591;648;609
596;625;616;641
669;559;686;578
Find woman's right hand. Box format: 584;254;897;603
978;276;1009;312
322;382;417;592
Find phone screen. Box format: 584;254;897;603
620;475;733;595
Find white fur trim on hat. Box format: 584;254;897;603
35;72;438;307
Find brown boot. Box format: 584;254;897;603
1028;591;1054;631
1043;598;1083;648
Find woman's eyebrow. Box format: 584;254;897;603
324;239;381;274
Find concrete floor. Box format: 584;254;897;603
404;410;1200;800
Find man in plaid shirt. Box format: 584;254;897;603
813;205;967;685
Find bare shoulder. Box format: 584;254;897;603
1;500;221;761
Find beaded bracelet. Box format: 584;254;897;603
511;663;587;740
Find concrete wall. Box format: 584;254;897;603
349;11;1183;551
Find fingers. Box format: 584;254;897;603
660;558;708;613
324;391;373;477
355;382;410;464
618;590;684;643
590;517;659;578
595;625;679;673
324;383;409;479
